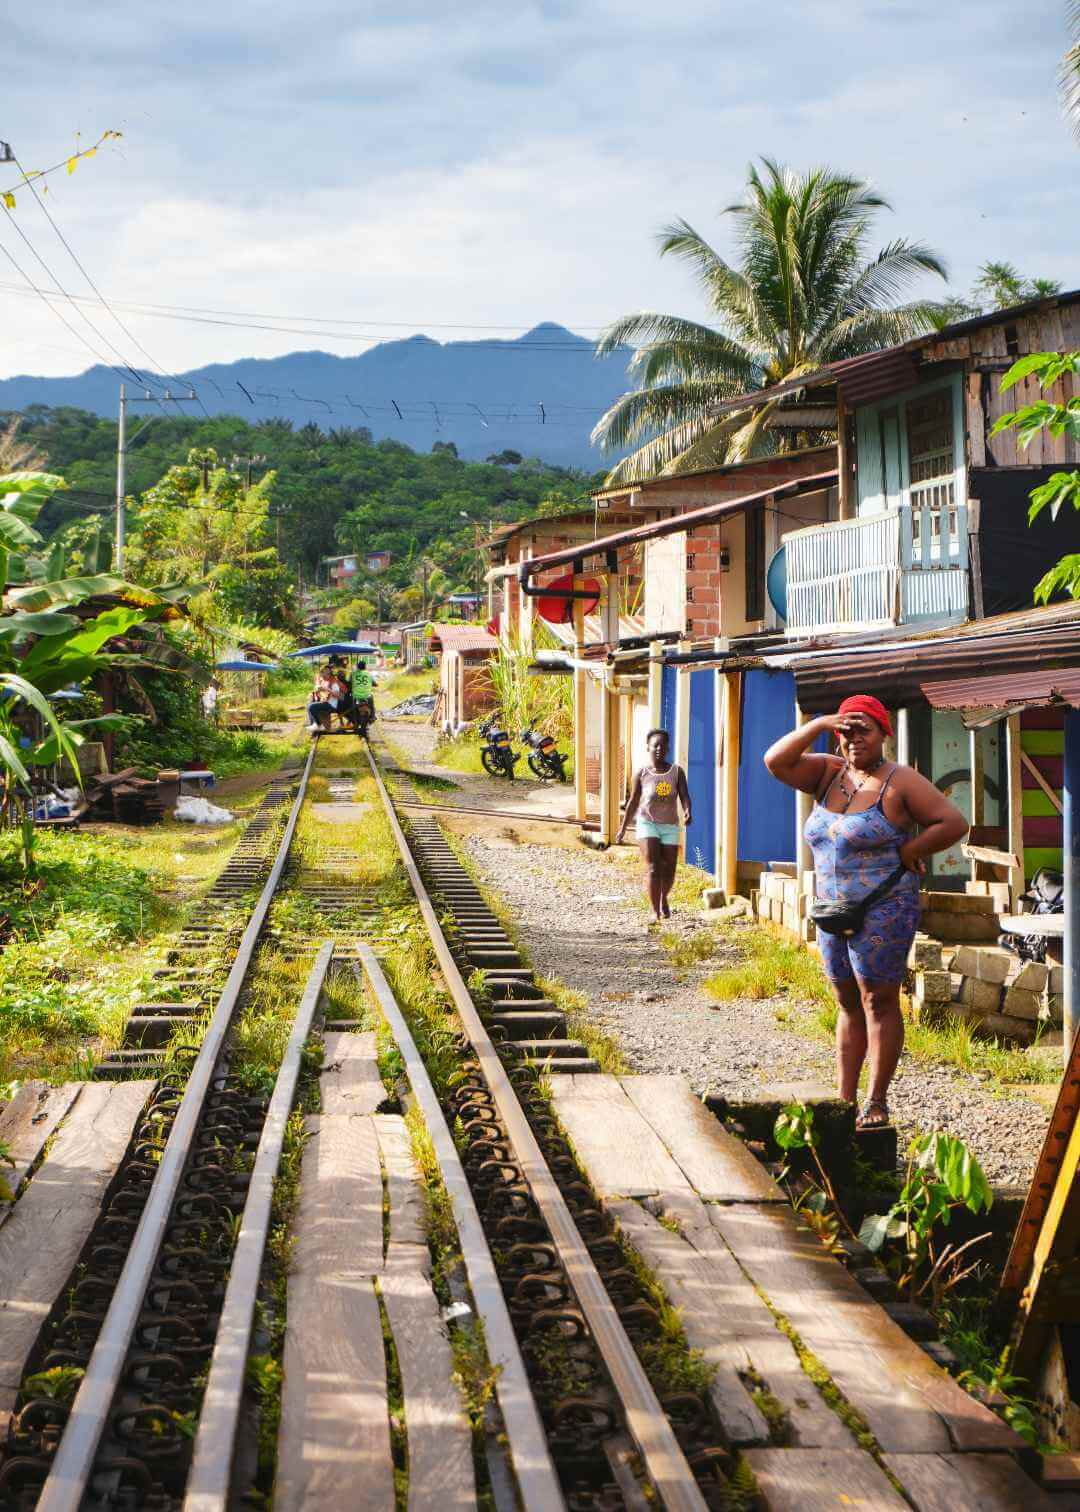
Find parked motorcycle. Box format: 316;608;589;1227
478;712;518;779
998;866;1063;963
520;718;568;782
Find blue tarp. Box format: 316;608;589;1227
287;642;379;658
685;669;717;873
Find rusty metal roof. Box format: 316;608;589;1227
429;624;497;654
702;289;1080;421
922;667;1080;711
778;601;1080;713
520;470;838;576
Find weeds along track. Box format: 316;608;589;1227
367;744;734;1511
0;749;335;1510
0;738;731;1511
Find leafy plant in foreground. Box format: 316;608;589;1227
858;1132;992;1309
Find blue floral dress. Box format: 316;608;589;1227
804;765;920;986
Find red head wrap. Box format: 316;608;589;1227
837;695;892;739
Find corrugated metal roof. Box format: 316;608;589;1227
700;289;1080;421
922;667;1080;710
779;602;1080;713
430;624;497;654
521;471;838;576
545;613;646;654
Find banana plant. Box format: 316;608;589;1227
0;472;190;806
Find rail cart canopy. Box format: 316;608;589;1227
287;642;379;658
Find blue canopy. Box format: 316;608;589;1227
216;658;277;672
287;642;379;659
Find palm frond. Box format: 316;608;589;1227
591;380;751;453
1063;2;1080;141
819;301;945;359
600;413;741;485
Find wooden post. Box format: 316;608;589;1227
623;689;635;799
599;564;621;846
674;649;691;861
647;640;662;726
836;389;853;521
573;562;587;824
1007;714;1025;910
722;671;742;903
969;725;985;886
795;701;812;900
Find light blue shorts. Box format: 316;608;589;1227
636;819;681;846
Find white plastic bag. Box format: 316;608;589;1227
175;795;234;825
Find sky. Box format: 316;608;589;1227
1;0;1076;382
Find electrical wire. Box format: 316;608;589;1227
0;282;606;351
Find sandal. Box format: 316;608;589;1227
857;1098;890;1129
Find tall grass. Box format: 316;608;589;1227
486;626;572;743
704;928;833;1008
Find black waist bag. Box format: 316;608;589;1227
810;864;908;938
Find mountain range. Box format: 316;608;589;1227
0;323;633;469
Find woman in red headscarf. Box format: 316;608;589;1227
764;697;967;1128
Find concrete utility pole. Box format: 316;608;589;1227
115;385;199;573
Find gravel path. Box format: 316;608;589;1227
463;832;1053;1187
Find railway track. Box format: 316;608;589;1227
4;728;1028;1499
0;739;749;1509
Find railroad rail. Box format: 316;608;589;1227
0;735;784;1510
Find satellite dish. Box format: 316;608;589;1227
536;573;601;625
766;545;787;622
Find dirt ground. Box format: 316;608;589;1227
382;717;1053;1187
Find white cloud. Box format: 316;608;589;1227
0;0;1076;379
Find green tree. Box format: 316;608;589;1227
592;159;947;482
332;597;375;632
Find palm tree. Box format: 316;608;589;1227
1065;4;1080;139
592;160;948;483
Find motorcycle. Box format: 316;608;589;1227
999;866;1063;963
478;712;518;779
520;718;568;782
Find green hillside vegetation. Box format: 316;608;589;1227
10;406;600;602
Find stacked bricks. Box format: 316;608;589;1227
751;867;816;945
918;890;999;943
908;934;1064;1044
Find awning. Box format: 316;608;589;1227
519;470;837;578
781;603;1080;713
922;668;1080;711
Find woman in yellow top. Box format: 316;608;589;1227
616;728;692;924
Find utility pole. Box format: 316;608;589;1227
115;385;199;574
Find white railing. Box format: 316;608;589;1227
785;505;968;636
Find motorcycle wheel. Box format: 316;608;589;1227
527;753;548;780
502;752;515;780
481;748;502;777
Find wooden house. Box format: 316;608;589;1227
430;623;498;731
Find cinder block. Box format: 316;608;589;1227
973;947;1014;985
801;918;817;944
770;898;783;924
782;905;798;933
960;978;1004;1014
908;936;944;970
921;912;999;943
950;946;982;977
975;1010;1038;1044
966;881;989;896
914;970;952;1004
802;870;816;897
1003;986;1041;1020
1011;960;1048;994
922;891;997;916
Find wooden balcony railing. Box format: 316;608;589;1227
785;505;968;636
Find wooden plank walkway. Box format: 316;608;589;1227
0;1080;153;1416
0;1081;83;1217
277;1031;474;1509
552;1073;1043;1509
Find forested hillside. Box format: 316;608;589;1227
9;406;601;599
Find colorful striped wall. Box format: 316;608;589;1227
1021;707;1064;876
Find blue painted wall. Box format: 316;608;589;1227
685;670;717;872
738;668;798;864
